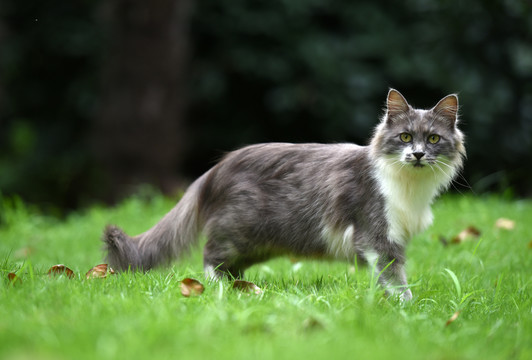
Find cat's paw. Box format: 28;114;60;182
400;289;413;302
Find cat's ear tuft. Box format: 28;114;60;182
386;89;410;120
433;94;459;128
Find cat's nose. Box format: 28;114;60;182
413;152;425;160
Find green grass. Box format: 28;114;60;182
1;193;531;360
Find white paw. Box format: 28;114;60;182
400;289;413;302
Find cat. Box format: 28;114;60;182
103;89;465;301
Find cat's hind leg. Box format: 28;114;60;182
203;238;247;281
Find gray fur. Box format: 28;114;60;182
102;89;465;301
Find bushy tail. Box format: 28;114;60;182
103;225;143;271
102;176;205;271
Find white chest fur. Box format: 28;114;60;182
374;159;447;245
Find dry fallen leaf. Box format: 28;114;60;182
85;264;115;279
495;218;515;230
232;280;263;295
445;310;461;327
47;264;75;279
180;278;205;297
451;226;481;244
7;272;22;285
302;317;325;331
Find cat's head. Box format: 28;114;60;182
371;89;466;179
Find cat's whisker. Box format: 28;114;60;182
432;160;459;186
433;163;453;181
433;163;453;179
434;158;455;172
435;159;472;191
433;162;466;194
427;163;437;177
387;158;404;168
434;160;454;179
397;161;408;172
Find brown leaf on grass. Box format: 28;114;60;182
7;272;22;285
232;280;263;295
302;317;325;331
445;311;461;327
85;264;115;279
495;218;515;230
180;278;205;297
47;264;75;279
451;226;481;244
528;240;532;249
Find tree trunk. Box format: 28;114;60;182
93;0;191;200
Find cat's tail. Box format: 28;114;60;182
102;175;206;272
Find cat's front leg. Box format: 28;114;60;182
379;266;412;301
379;260;412;301
363;249;412;301
400;288;413;301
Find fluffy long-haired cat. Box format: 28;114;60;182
103;89;465;301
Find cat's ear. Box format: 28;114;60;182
386;89;410;122
432;94;459;128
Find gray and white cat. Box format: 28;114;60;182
103;89;465;301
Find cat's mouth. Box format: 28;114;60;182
413;161;425;168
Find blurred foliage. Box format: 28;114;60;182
0;0;103;211
0;0;531;212
186;0;532;194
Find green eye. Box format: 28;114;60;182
428;134;440;144
400;133;412;143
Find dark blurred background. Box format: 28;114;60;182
0;0;531;213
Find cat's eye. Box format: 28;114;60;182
428;134;440;144
400;133;412;143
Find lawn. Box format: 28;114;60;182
0;193;531;360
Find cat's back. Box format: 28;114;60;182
198;142;371;206
218;142;367;174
